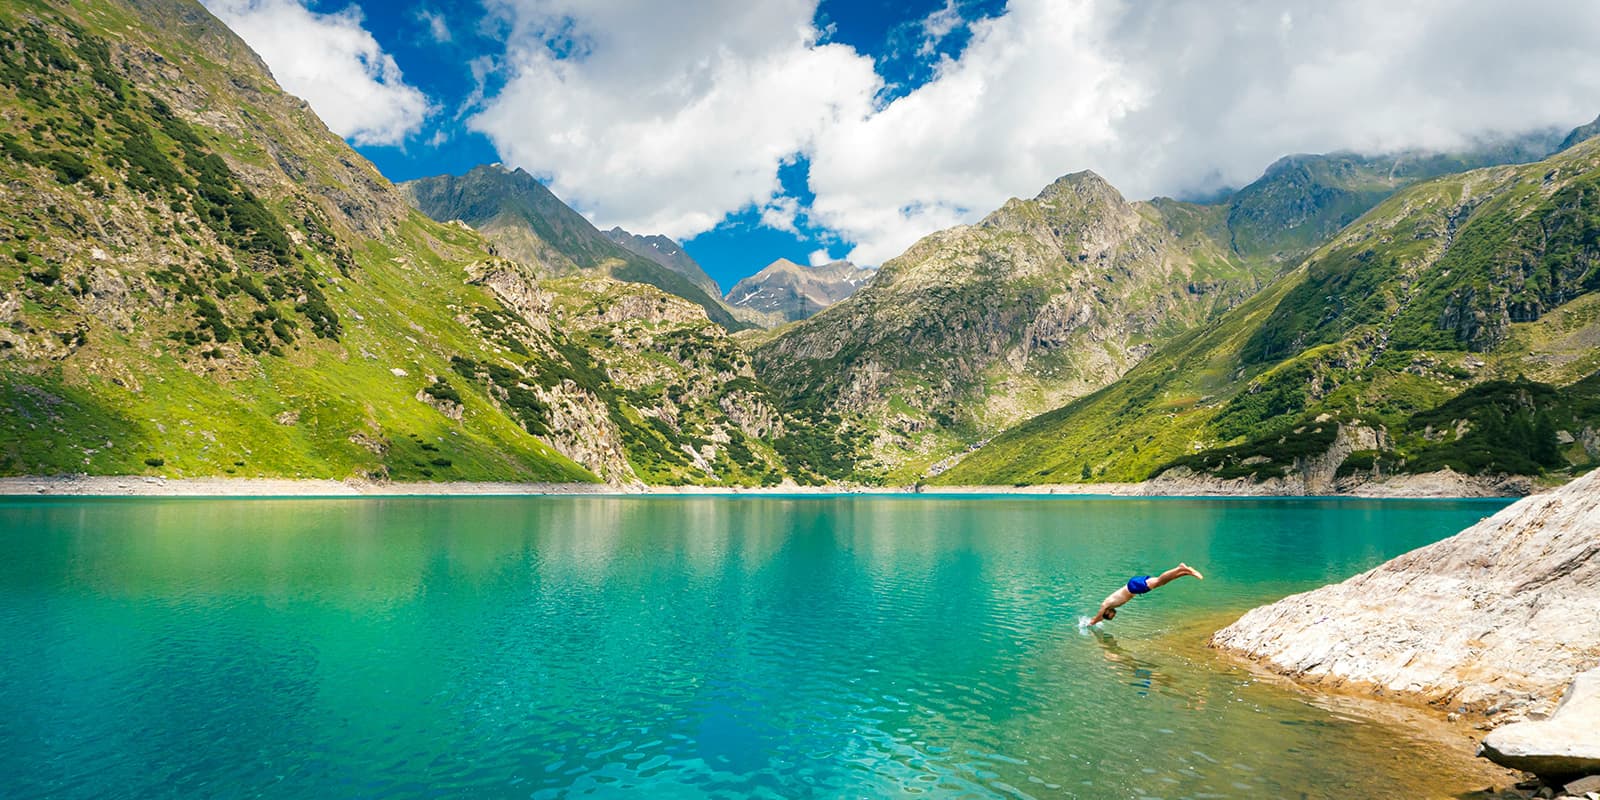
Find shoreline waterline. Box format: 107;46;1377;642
0;474;1538;499
1162;612;1521;795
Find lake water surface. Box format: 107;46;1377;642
0;495;1512;799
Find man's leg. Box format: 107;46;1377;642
1145;562;1203;590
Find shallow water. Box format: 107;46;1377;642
0;495;1511;799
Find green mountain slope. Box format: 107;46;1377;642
940;138;1600;487
752;171;1280;479
401;166;748;331
0;0;797;486
1224;132;1564;263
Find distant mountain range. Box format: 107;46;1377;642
1222;129;1574;262
724;258;875;325
1;0;1596;491
402;170;878;331
600;226;722;297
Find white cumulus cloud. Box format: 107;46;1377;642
812;0;1600;264
809;0;1141;263
469;0;879;239
204;0;433;146
466;0;1600;266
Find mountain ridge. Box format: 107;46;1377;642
751;169;1277;479
400;165;749;331
1222;129;1566;263
938;135;1600;487
3;0;1597;493
600;226;721;297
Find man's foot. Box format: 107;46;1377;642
1180;562;1204;580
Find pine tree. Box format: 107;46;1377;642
1532;411;1562;467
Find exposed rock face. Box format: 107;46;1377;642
719;390;783;440
1479;667;1600;779
1142;424;1534;497
534;380;634;485
534;276;799;485
1147;424;1389;495
724;258;874;325
464;257;554;334
1143;465;1530;498
1559;112;1600;152
585;286;707;327
415;386;464;421
1212;470;1600;718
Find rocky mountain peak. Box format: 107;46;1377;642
725;258;874;325
1034;169;1125;205
1559;112;1600;152
980;169;1142;251
765;257;803;271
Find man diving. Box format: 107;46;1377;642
1089;563;1204;625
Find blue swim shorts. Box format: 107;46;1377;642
1127;575;1152;594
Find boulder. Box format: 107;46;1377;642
1479;667;1600;780
1212;469;1600;715
1564;774;1600;796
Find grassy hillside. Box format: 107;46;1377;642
940;138;1600;486
0;0;808;486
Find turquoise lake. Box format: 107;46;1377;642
0;495;1512;799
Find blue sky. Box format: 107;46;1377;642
205;0;1600;294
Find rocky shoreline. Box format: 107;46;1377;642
934;466;1537;498
1211;468;1600;794
0;468;1546;497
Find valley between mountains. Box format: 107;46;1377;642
3;0;1598;494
